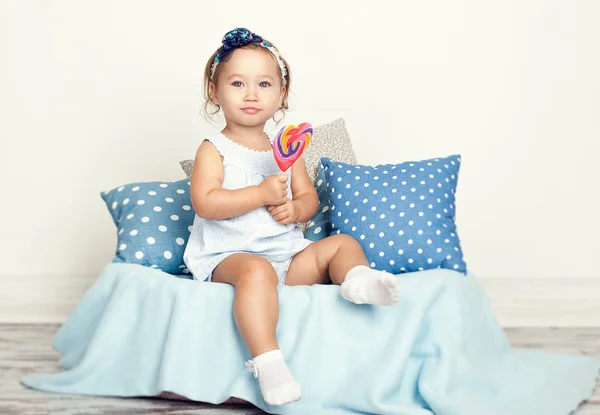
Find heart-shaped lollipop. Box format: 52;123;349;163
273;122;312;171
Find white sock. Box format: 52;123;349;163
340;265;400;306
245;349;301;406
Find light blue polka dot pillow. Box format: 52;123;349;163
101;178;195;275
304;162;332;241
321;155;467;275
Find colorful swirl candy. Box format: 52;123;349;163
273;122;312;171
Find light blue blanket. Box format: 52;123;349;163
22;263;599;415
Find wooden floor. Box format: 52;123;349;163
1;324;598;414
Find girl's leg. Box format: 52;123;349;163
212;253;301;406
285;234;400;305
285;234;368;285
213;253;279;357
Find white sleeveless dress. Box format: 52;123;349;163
183;132;313;286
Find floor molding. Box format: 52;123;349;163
481;277;600;327
1;275;599;327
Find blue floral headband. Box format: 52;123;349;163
210;28;288;86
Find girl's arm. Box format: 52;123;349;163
190;140;265;220
290;155;319;223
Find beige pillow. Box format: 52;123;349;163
179;159;194;178
179;117;357;184
302;117;357;183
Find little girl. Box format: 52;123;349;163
183;28;400;407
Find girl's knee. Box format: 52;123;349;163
236;256;278;286
329;233;361;250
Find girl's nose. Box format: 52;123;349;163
244;86;258;101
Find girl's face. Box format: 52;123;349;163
211;47;285;128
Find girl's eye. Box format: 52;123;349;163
259;81;271;88
232;81;243;87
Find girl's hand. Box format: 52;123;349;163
267;198;298;225
259;174;288;206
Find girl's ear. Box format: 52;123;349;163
209;82;219;105
279;85;286;107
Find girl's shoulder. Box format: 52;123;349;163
202;131;226;146
199;132;228;155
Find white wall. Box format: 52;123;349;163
1;0;599;290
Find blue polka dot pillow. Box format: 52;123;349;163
320;155;467;274
101;178;195;274
304;161;332;241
